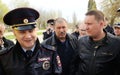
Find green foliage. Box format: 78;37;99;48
5;34;15;40
101;0;120;25
0;0;9;22
37;31;43;35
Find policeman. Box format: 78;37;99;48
0;7;62;75
117;8;120;12
71;24;80;39
43;19;55;40
72;10;120;75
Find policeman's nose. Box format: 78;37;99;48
25;32;32;38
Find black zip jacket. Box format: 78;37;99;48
73;32;120;75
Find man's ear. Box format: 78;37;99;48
35;27;38;31
12;29;16;36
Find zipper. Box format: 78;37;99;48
88;45;98;75
93;50;96;56
93;46;98;56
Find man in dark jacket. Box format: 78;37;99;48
71;24;80;39
72;10;120;75
0;23;14;50
104;17;115;35
43;19;55;40
42;18;78;75
0;7;62;75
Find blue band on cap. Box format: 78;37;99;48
13;24;36;30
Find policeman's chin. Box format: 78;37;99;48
22;43;35;50
21;40;35;49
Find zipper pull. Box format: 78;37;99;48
93;50;96;56
93;46;98;56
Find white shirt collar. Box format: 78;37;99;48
22;44;36;52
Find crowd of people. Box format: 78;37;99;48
0;7;120;75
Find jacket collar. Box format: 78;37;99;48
88;29;109;46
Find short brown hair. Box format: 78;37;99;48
85;10;105;22
54;17;68;25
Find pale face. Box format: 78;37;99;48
0;25;5;39
54;21;68;41
0;25;5;45
47;24;54;31
13;28;37;50
78;23;87;36
114;27;120;36
84;15;104;39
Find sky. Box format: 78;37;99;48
1;0;102;22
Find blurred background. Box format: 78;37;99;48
0;0;120;42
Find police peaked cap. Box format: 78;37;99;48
47;19;55;25
114;23;120;28
3;7;40;30
117;8;120;12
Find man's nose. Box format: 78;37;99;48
25;32;31;38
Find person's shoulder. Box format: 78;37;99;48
78;35;88;42
71;32;75;35
0;46;13;56
3;37;14;44
107;33;120;42
68;33;77;39
78;35;87;39
107;33;118;39
43;31;47;34
42;35;53;42
40;44;56;52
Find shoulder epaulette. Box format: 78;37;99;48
41;44;56;51
0;47;13;55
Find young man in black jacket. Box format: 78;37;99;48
72;10;120;75
43;19;55;40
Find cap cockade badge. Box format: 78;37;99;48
23;18;28;24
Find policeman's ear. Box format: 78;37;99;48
53;25;55;30
12;29;16;36
35;27;38;31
